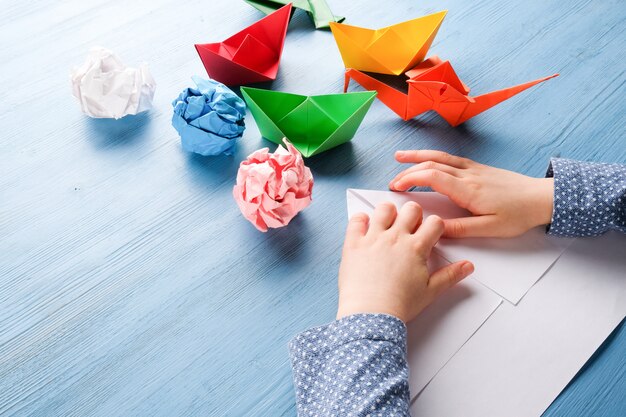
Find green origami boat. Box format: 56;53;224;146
243;0;344;29
241;87;377;157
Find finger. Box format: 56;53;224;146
413;215;445;254
395;150;470;169
344;212;369;247
393;201;423;233
428;261;474;298
368;202;397;235
442;216;501;238
392;170;466;199
389;161;463;189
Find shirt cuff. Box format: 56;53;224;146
545;157;624;237
288;313;407;361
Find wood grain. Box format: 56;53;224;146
0;0;624;415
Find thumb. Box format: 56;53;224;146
443;216;499;238
428;261;474;298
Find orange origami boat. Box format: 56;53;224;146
344;56;559;126
330;11;447;75
195;3;291;86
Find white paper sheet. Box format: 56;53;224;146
410;232;626;417
347;189;572;304
347;190;503;395
406;274;502;396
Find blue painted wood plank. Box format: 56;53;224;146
0;0;624;416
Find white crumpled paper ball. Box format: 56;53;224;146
71;47;156;119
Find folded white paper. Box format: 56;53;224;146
347;190;504;395
407;273;502;396
346;189;572;304
346;189;625;416
71;47;156;119
410;232;626;416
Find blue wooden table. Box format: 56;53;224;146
1;0;624;415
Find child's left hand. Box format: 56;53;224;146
337;201;474;323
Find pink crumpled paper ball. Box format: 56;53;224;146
233;139;314;232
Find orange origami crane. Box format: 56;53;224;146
195;3;291;86
344;56;559;126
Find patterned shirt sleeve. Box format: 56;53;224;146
546;158;626;237
289;313;410;417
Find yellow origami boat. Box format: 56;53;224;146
329;10;447;75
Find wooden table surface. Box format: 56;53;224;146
1;0;624;415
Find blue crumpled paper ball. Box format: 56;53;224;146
172;76;246;156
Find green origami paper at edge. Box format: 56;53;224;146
241;87;376;157
243;0;345;29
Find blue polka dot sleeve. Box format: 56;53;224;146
289;314;410;416
547;158;626;237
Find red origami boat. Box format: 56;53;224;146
195;3;291;86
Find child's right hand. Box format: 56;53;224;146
337;201;474;324
389;150;555;238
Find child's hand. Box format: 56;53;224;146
390;150;554;238
337;201;474;323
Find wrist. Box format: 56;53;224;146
337;299;407;323
529;177;554;227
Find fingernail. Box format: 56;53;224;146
351;213;369;222
406;201;420;209
396;151;405;158
462;262;474;275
